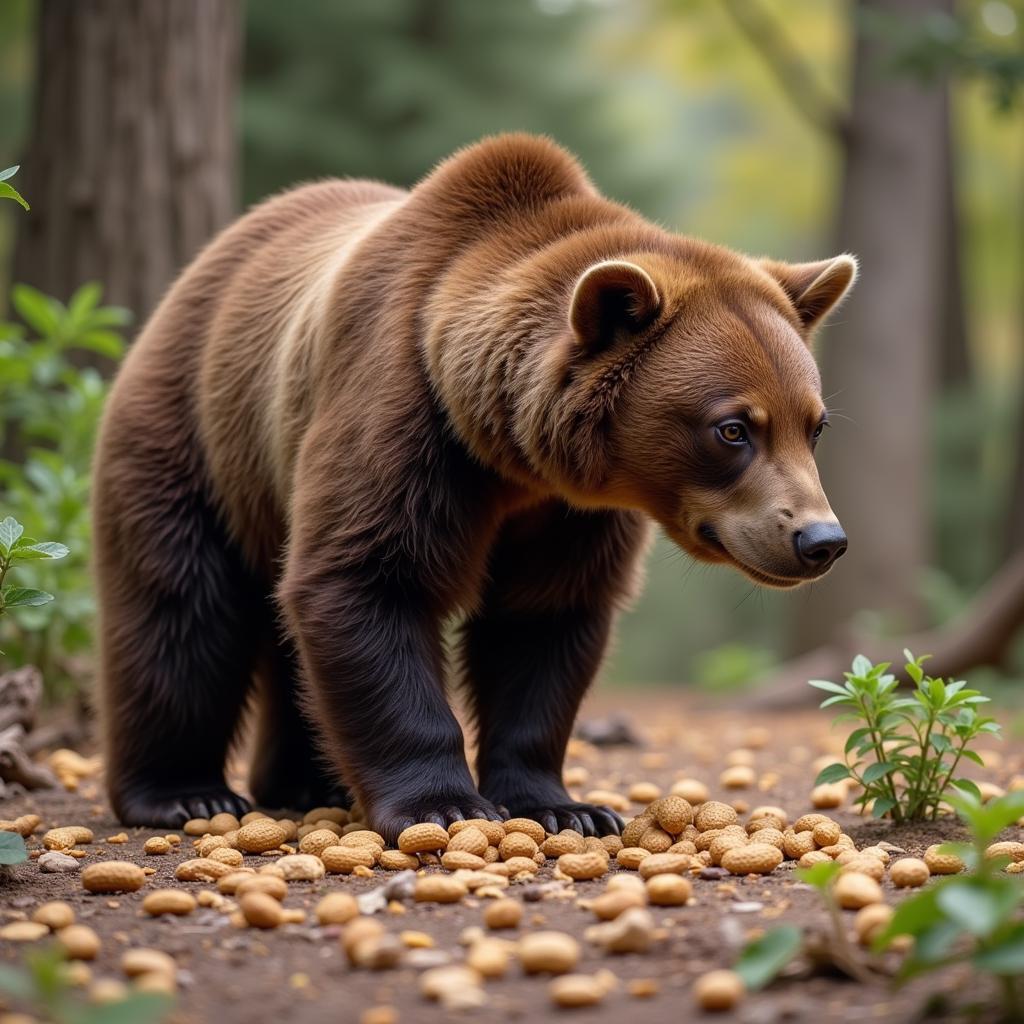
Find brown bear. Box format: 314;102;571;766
93;134;854;839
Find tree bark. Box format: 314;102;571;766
791;0;951;651
13;0;241;327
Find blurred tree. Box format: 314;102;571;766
722;0;956;650
13;0;241;327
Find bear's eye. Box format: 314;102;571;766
717;422;748;446
812;420;829;441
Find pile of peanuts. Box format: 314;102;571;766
8;771;1024;1018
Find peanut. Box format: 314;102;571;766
550;973;607;1008
835;871;883;909
499;832;538;860
924;844;964;875
0;921;49;941
615;847;650;870
398;822;450;854
379;850;420;870
298;827;340;857
32;901;75;931
142;889;196;916
143;836;171;856
57;924;101;960
503;818;547;844
43;826;94;851
175;857;233;882
557;851;608;880
783;830;816;860
466;937;510;978
840;856;886;882
450;818;505;846
321;844;376;874
890;858;930;888
646;874;691;906
122;948;176;980
694;801;738;832
654;795;693;834
447;826;488;857
694;970;745;1012
639;826;674;853
584;906;654;953
415;874;468;903
541;831;585;857
82;861;146;893
215;869;256;893
339;829;385;848
637;852;692;879
671;778;709;804
583;790;630;814
591;889;646;920
812;820;841;847
621;813;654;847
720;765;755;789
854;903;893;946
209;847;244;867
483;898;523;929
519;931;580;974
629;781;662;804
239;891;283;928
183;818;211;836
721;843;783;876
442;850;486;871
235;874;288;901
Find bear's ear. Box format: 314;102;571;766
761;254;858;336
569;260;661;351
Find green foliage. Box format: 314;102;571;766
0;830;28;865
0;164;28;211
0;516;69;619
875;791;1024;1018
0;283;129;691
735;924;802;990
692;641;776;691
0;946;171;1024
812;652;1000;823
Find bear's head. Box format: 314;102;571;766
514;245;857;588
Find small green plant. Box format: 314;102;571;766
812;651;999;823
876;790;1024;1020
0;283;128;692
0;946;170;1024
0;516;69;622
0;831;28;882
0;165;29;210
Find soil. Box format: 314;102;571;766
1;689;1020;1024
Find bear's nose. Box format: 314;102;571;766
794;522;847;570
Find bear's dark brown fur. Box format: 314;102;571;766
93;134;855;838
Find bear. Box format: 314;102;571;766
92;134;854;840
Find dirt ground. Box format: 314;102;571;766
1;689;1021;1024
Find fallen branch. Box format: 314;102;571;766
745;550;1024;709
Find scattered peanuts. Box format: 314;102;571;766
483;898;523;929
557;850;608;880
399;822;450;853
56;924;101;960
834;871;884;909
924;844;964;875
721;843;783;876
550;973;607;1007
32;900;75;930
143;889;197;916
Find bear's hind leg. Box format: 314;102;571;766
94;438;261;828
248;619;352;813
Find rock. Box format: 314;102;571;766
39;850;80;873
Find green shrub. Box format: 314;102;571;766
812;651;1000;823
0;283;129;693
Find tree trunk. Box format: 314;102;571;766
13;0;241;327
791;0;951;651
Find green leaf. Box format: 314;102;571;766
0;516;24;556
950;778;982;801
12;283;61;336
808;679;847;695
68;993;173;1024
10;540;70;562
0;831;28;865
0;962;36;1000
0;181;29;211
0;165;19;182
851;654;873;677
844;727;872;754
76;328;126;359
796;860;842;890
871;796;897;818
815;762;852;785
936;879;1020;938
876;886;940;948
973;924;1024;975
735;925;803;991
1;586;55;608
862;761;898;784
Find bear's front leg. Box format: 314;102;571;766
281;565;503;841
461;505;650;836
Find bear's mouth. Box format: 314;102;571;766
697;522;807;589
